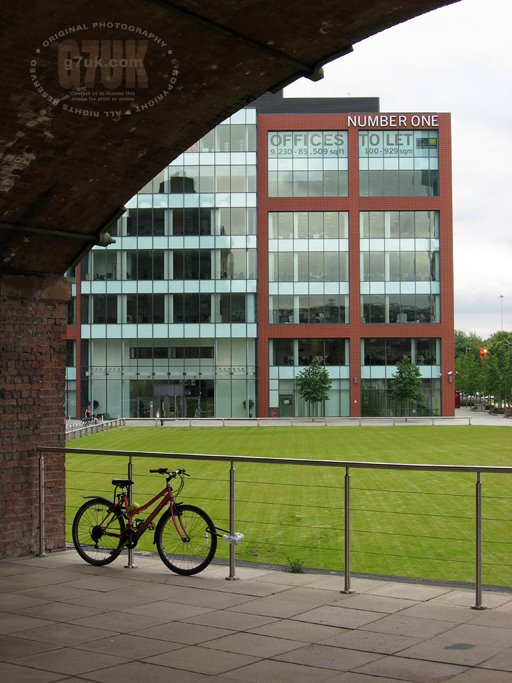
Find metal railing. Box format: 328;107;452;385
65;418;126;439
40;446;512;609
126;415;475;427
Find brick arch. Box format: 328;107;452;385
0;0;458;557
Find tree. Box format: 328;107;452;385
296;357;332;418
391;356;424;416
454;330;485;403
455;352;482;399
483;331;512;409
454;329;483;358
454;329;512;410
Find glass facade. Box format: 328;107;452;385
268;131;348;197
269;211;349;324
359;130;439;196
360;338;441;416
66;101;452;419
73;108;258;418
269;338;350;417
360;211;440;323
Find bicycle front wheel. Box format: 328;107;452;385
72;498;125;566
156;504;217;575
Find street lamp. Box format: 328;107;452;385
500;295;504;331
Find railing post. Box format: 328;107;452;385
341;467;353;593
226;460;238;580
472;472;486;609
125;455;136;569
38;452;47;557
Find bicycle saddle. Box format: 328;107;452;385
112;479;133;487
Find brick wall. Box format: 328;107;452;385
0;274;70;558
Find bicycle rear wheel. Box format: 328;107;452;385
72;497;125;566
155;504;217;575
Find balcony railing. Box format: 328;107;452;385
39;446;512;610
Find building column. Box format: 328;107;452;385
0;273;70;558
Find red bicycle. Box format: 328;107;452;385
72;467;217;575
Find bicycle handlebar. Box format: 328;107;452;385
149;467;188;477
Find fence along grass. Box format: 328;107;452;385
65;426;512;587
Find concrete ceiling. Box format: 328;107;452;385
0;0;459;277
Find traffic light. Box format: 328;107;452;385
479;347;488;366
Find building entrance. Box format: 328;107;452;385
130;380;214;418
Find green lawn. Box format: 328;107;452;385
66;426;512;587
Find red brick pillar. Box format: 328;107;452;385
0;274;70;558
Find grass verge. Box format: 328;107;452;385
66;426;512;586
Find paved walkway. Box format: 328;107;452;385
1;551;512;683
108;408;512;430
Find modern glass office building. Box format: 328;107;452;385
66;92;454;419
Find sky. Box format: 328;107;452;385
285;0;511;339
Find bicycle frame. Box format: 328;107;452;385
117;480;191;545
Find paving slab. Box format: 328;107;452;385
79;660;205;683
2;551;512;683
321;628;421;654
12;622;117;645
202;631;306;657
448;670;512;683
479;648;512;672
183;610;276;631
366;582;452;601
0;634;59;660
73;633;184;659
122;599;214;620
333;592;418;613
0;613;56;635
291;605;383;629
12;646;126;676
360;613;456;639
248;617;342;643
227;595;313;618
396;638;506;667
273;643;382;671
354;654;468;682
0;661;64;683
133;620;234;644
220;658;353;682
397;601;485;623
144;644;258;675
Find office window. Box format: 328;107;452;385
126;209;165;236
269;211;348;239
173;251;211;280
268;131;348;197
172;209;213;235
92;295;117;324
66;340;75;367
359;210;440;323
126;251;165;280
272;339;294;366
67;297;76;325
127;295;165;323
359;130;439;197
298;339;345;365
362;338;439;366
173;294;211;323
92;250;118;280
220;294;246;323
361;295;386;323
